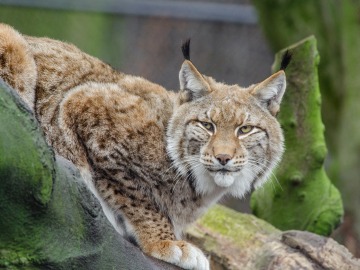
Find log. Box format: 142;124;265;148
188;205;360;269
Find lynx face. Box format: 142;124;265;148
167;60;286;198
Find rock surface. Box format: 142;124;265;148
0;80;178;270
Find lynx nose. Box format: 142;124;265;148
216;154;232;166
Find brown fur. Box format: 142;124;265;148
0;24;287;270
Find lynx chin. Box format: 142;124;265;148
0;24;289;270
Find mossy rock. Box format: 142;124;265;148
0;80;178;270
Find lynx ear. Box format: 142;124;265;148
251;70;286;116
179;60;210;100
179;39;210;101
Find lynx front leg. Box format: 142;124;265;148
132;211;210;270
142;239;210;270
96;178;209;270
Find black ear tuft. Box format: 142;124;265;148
280;50;292;71
181;39;191;61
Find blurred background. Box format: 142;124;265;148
0;0;359;258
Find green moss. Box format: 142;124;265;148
0;83;91;267
192;205;278;249
0;84;54;204
0;83;54;267
251;37;343;236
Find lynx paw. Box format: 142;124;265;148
145;240;210;270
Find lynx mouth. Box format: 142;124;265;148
208;168;231;173
208;168;241;174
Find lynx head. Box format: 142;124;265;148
166;40;288;198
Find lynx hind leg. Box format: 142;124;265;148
0;24;37;110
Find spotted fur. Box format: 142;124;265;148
0;24;287;270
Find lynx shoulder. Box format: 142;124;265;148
0;24;288;270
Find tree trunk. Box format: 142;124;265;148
251;36;343;236
252;0;360;256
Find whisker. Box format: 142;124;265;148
247;159;283;191
170;155;202;193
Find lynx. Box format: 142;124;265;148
0;24;288;270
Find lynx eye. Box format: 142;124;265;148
200;121;215;133
237;125;253;136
